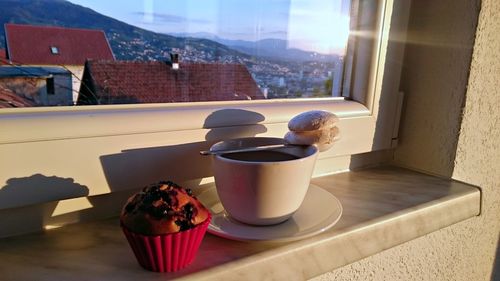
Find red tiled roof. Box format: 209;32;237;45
78;60;264;104
5;24;114;65
0;86;36;108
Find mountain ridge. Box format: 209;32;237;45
0;0;339;63
0;0;248;61
170;32;339;62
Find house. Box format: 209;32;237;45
77;60;265;105
4;23;115;103
0;66;72;106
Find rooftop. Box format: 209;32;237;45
77;60;265;105
4;24;114;65
0;66;70;78
0;86;35;108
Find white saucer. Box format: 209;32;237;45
196;184;342;242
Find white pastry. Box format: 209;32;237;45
288;110;338;132
284;127;339;145
284;127;340;152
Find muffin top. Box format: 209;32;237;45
120;181;210;235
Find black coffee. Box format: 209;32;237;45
221;150;299;162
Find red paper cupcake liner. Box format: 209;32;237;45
121;215;211;272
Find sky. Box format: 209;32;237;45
67;0;351;55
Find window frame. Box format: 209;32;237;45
0;0;410;159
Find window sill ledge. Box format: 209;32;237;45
0;165;480;280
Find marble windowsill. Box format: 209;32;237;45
0;166;480;280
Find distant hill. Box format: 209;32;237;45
0;0;341;100
0;0;249;61
171;32;339;63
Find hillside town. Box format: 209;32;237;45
0;23;339;108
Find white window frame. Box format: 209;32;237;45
0;0;410;197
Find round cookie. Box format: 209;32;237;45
284;127;340;145
285;127;340;152
288;110;338;132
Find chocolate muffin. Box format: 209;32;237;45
120;181;211;272
121;181;210;235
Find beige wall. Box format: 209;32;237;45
64;65;84;104
313;0;500;280
394;0;480;177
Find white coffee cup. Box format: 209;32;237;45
210;137;318;225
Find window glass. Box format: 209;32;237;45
50;47;59;55
46;77;55;95
0;0;351;108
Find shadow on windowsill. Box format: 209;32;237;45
0;174;89;210
0;174;89;237
99;108;267;193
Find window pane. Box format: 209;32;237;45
0;0;351;108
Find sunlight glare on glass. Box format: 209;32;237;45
142;0;154;23
287;0;350;55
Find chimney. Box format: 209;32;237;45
170;53;179;70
